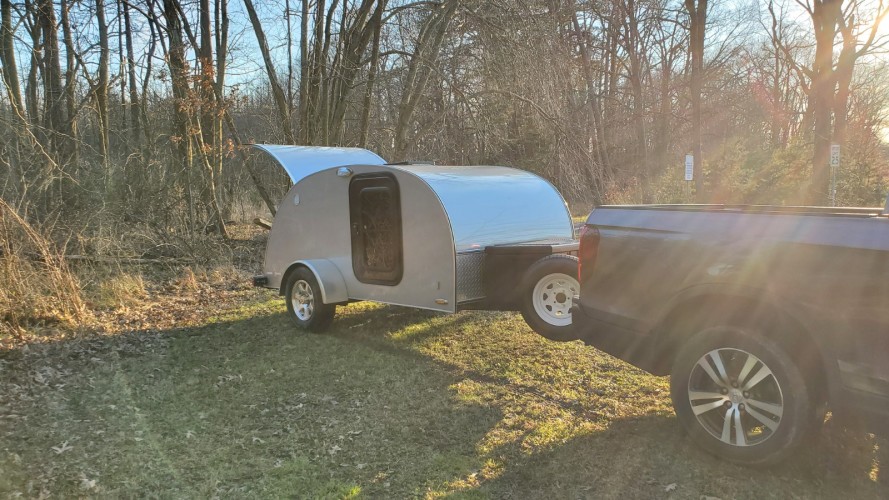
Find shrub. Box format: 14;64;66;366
0;198;89;329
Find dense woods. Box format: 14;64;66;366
2;0;888;215
1;0;888;327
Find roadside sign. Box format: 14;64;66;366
830;144;840;168
685;154;694;181
829;144;840;206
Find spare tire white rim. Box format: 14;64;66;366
532;273;578;327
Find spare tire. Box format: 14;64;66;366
519;254;579;341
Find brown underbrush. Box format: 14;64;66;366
0;199;89;335
0;199;268;346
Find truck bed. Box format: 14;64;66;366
596;204;884;217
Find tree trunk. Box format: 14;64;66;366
60;0;79;162
162;0;195;229
189;113;228;239
0;0;25;124
215;0;229;219
317;0;338;144
141;0;158;150
243;0;295;144
685;0;707;201
123;0;141;141
95;0;110;166
808;0;842;205
330;0;385;145
570;5;608;188
24;3;39;129
833;19;859;148
37;0;68;158
199;0;215;148
306;0;327;144
394;0;458;158
285;0;294;117
298;0;310;143
359;4;384;148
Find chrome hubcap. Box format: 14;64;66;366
687;348;784;447
291;280;315;321
532;273;579;327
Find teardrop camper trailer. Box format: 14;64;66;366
251;145;579;339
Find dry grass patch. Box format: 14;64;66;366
0;200;89;330
90;273;148;310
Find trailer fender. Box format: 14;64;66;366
282;259;349;304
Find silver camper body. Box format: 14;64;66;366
253;145;578;333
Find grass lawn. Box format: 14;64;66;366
1;291;887;498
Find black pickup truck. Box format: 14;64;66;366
570;199;889;465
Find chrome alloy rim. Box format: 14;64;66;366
688;348;784;447
291;280;315;321
532;273;579;327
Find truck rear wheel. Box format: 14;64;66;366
284;267;336;333
520;254;579;341
670;325;815;466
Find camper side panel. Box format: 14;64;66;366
263;165;457;312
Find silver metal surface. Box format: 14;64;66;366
393;164;574;252
688;347;784;447
251;144;385;184
263;165;458;313
253;148;575;314
293;259;349;304
337;167;353;178
456;251;486;303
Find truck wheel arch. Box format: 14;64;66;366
651;288;836;404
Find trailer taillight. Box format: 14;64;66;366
577;225;600;282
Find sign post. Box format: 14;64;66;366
829;144;840;206
684;154;694;202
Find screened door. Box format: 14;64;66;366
349;173;403;285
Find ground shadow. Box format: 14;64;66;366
2;303;886;498
474;413;888;499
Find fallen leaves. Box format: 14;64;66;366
78;475;97;491
51;442;72;455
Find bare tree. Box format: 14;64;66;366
394;0;459;158
123;0;141;140
37;0;69;158
243;0;296;144
686;0;708;200
96;0;110;167
0;0;25;124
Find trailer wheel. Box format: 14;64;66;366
520;254;579;341
284;267;336;333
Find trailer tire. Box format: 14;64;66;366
284;267;336;333
520;254;579;341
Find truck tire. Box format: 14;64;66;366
670;325;815;466
520;254;579;341
283;267;336;333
